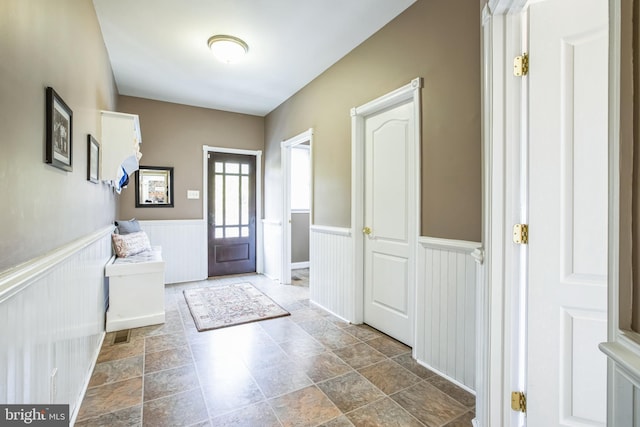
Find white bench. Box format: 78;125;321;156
104;246;165;332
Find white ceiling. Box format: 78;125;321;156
92;0;416;117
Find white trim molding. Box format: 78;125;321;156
202;146;263;275
291;261;309;270
480;1;528;426
598;0;640;425
281;128;313;285
0;225;114;303
310;224;352;237
419;236;482;253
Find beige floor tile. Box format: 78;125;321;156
317;371;385;413
209;401;280;427
142;389;208;427
427;374;476;407
269;385;341;427
143;364;200;401
333;342;387;369
391;381;467;426
77;377;142;421
347;397;424;427
295;352;353;382
358;359;421;395
144;345;193;373
74;405;142;427
365;335;411;357
88;355;143;388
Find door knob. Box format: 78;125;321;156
362;226;372;235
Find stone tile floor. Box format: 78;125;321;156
76;270;474;426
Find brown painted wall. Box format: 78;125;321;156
291;212;310;263
116;96;264;220
0;0;118;272
264;0;481;241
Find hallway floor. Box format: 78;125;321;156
76;271;475;426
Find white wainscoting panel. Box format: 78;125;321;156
138;220;206;284
310;226;353;321
599;339;640;426
262;219;282;282
0;226;113;421
416;237;481;391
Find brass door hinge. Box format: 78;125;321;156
511;391;527;413
514;53;529;76
513;224;529;244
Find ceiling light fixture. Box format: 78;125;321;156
207;35;249;64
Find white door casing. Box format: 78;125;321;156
527;0;608;425
351;78;422;347
480;1;612;426
281;128;313;285
202;146;263;276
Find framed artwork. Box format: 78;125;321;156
135;166;174;207
87;134;100;183
45;87;73;171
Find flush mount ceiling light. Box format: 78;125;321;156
207;35;249;64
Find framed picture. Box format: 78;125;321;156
45;87;73;171
135;166;174;207
87;134;100;183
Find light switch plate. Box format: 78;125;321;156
187;190;200;199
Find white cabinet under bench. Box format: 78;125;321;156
104;246;165;332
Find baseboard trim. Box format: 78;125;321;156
70;331;106;426
415;358;476;395
309;299;352;324
106;313;165;332
291;262;309;270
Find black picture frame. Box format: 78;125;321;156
87;134;100;183
135;166;174;208
45;87;73;171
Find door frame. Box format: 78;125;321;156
202;146;263;275
281;128;313;285
480;2;530;426
479;1;620;426
350;77;422;350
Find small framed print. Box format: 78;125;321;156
45;87;73;171
87;134;100;183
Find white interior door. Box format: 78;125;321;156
527;0;608;424
363;100;415;346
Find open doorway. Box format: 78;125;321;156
281;129;313;285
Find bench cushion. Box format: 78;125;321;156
105;247;163;276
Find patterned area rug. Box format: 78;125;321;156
183;282;290;331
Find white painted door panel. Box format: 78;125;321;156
527;0;608;425
364;100;414;346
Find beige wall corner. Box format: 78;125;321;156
116;96;265;221
264;0;482;241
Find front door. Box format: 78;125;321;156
526;0;608;424
363;99;416;346
207;152;256;276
